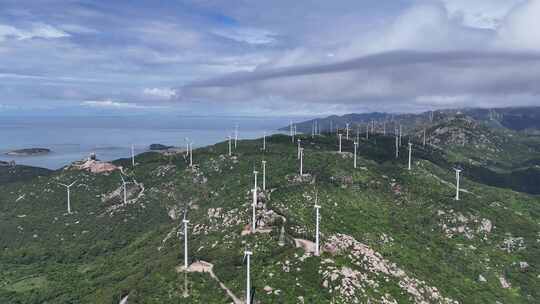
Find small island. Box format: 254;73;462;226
6;148;51;156
149;144;173;151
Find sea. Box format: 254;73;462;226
0;115;311;170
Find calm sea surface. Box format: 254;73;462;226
0;115;310;169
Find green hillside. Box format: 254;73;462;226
1;123;539;303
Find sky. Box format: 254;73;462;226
0;0;539;116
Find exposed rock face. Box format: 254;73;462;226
72;159;119;173
294;238;316;253
428;117;503;152
499;276;511;289
438;210;493;240
321;234;458;304
6;148;50;156
500;235;526;253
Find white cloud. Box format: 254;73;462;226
416;95;471;106
496;0;540;50
441;0;525;29
143;87;177;99
81;99;167;110
212;27;277;45
0;23;69;42
59;24;98;34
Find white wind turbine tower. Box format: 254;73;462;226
346;123;350;140
408;142;413;171
182;212;190;269
189;142;193;167
58;180;77;214
314;192;321;256
120;174;129;204
353;141;358;169
395;133;399;159
185;137;189;157
252;170;258;231
262;160;267;191
454;168;462;200
235;124;239;149
243;248;253;304
399;125;403;147
131;144;135;167
228;135;232;156
338;133;342;153
423;128;426;147
299;147;304;176
297;139;301;159
365;124;369;140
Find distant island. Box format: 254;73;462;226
149;144;173;151
5;148;51;156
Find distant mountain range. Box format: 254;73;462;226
283;106;540;134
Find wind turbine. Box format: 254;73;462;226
338;133;342;153
262;160;267;191
252;170;258;231
399;125;403;147
243;248;253;304
353;141;358;169
297;139;302;159
454;168;462;200
131;144;135;167
228;135;232;156
120;174;129;204
291;123;295;143
408;142;413;171
58;180;77;214
189;142;193;167
395;133;399;159
185;137;189;157
235;124;239;149
182;211;190;269
423;128;426;147
365;124;369;140
314;192;321;256
346;123;350;140
299;147;304;176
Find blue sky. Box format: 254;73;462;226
0;0;539;116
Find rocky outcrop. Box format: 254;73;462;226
72;159;119;174
321;234;458;304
